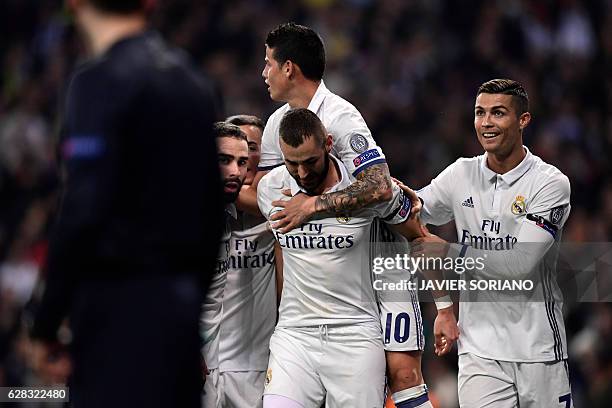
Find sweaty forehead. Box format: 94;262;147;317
475;93;514;110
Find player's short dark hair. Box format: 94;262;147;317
213;122;247;142
88;0;147;13
265;23;325;81
225;115;265;132
477;79;529;115
279;108;326;148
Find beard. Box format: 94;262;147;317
296;153;330;195
223;176;243;203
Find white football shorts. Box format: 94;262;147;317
458;353;573;408
263;324;385;408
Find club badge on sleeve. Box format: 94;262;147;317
550;206;565;225
349;134;369;153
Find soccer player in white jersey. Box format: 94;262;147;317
203;123;249;408
237;22;453;408
257;108;426;408
219;114;279;408
238;22;409;227
399;79;573;407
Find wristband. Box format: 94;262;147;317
434;295;453;310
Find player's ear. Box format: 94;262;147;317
324;134;332;153
284;60;293;79
519;112;531;131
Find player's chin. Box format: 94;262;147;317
479;138;500;151
268;88;283;101
223;191;240;204
300;181;318;193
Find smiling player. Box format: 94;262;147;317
402;79;573;407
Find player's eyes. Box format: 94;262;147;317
239;159;248;166
219;158;229;164
475;111;484;116
494;111;504;117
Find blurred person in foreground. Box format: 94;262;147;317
29;0;223;407
203;122;249;407
218;115;280;408
399;79;573;407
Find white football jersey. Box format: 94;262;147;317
419;147;571;362
258;81;386;177
201;204;236;369
219;212;276;372
257;154;411;328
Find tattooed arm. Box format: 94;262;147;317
271;162;423;233
314;162;392;213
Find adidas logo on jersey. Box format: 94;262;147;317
462;197;474;208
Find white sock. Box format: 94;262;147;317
392;384;433;408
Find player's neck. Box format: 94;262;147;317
486;145;526;174
287;80;320;109
81;11;147;57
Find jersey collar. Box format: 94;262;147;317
480;146;534;185
288;154;350;196
307;80;330;115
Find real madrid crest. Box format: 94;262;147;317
511;195;526;215
336;213;351;224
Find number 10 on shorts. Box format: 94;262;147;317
384;312;410;344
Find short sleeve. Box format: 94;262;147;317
256;174;275;220
417;160;458;226
369;183;411;224
525;173;571;235
326;110;386;177
258;111;285;171
256;170;288;222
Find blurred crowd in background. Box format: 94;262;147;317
0;0;611;407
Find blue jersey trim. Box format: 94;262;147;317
396;393;430;408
